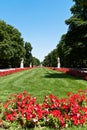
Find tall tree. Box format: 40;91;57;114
0;20;25;68
43;48;58;67
57;0;87;67
65;0;87;67
24;42;33;67
32;57;40;66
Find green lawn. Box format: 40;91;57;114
0;67;87;103
30;126;87;130
0;67;87;130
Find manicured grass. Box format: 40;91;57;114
0;67;87;103
0;67;87;130
30;126;87;130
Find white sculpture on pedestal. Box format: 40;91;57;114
57;57;60;68
40;63;42;67
20;58;24;68
30;63;32;67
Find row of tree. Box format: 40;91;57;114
43;0;87;68
0;20;40;68
43;49;58;67
1;0;87;68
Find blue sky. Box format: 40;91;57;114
0;0;73;61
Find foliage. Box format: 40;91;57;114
0;20;26;68
57;34;70;67
43;49;58;67
32;57;41;66
24;42;33;67
57;0;87;67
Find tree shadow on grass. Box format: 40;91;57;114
44;72;82;80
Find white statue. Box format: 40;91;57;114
57;57;60;68
30;63;32;67
20;58;24;68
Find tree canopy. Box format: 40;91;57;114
43;48;58;67
0;20;40;68
0;20;25;68
57;0;87;67
24;42;33;67
32;57;40;66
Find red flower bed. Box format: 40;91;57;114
0;90;87;129
0;67;33;76
50;67;87;81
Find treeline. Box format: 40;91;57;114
43;0;87;68
43;49;58;67
0;20;40;68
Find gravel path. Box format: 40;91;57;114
0;68;16;72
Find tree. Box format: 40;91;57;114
24;42;33;67
43;49;58;67
65;0;87;67
50;49;58;67
0;20;25;68
57;35;68;67
32;57;40;66
57;0;87;67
